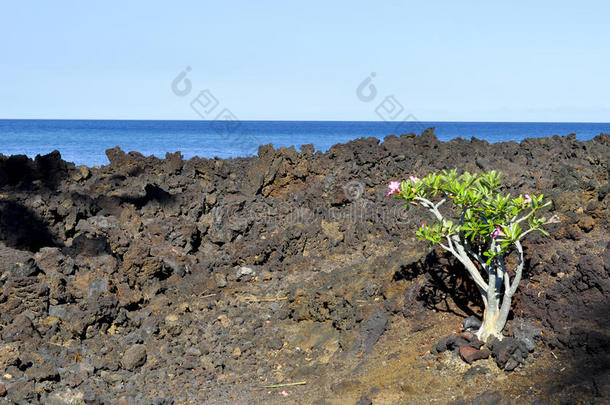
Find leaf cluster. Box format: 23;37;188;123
395;170;551;261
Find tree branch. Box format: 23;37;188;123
439;243;452;252
512;208;534;224
415;196;489;295
450;236;489;293
497;243;523;336
508;240;524;296
460;239;486;270
499;254;510;293
414;197;444;222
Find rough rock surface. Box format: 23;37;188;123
0;129;608;403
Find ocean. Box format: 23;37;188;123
0;120;608;167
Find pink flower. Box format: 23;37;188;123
420;222;425;228
386;181;401;197
279;390;289;397
523;194;532;204
492;226;504;240
409;175;419;183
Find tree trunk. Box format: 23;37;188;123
475;263;511;342
476;303;504;341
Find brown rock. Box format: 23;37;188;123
214;273;227;288
1;313;40;342
321;220;344;243
0;277;49;322
458;331;474;341
577;215;595;232
71;165;90;181
27;362;60;382
121;344;147;371
459;344;490;364
0;382;6;397
119;242;168;287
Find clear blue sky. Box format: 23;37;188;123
1;1;608;122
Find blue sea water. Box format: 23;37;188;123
0;120;608;167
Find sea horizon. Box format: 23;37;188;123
1;119;609;166
2;118;610;123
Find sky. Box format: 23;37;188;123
1;1;609;122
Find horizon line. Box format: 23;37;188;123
1;118;609;125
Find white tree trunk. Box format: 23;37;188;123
474;242;524;342
476;262;505;341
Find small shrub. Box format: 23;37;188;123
388;170;557;341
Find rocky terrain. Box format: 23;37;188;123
0;129;608;404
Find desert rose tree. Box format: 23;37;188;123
388;170;557;342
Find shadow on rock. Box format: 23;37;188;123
0;151;70;190
120;184;175;209
0;200;62;251
541;299;610;401
396;250;484;318
0;151;73;251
